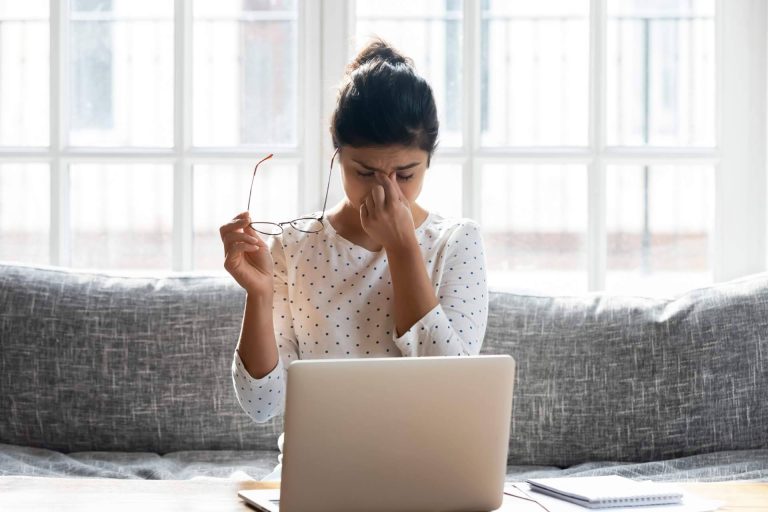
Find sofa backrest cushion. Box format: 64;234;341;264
0;263;282;453
2;263;767;464
483;275;768;466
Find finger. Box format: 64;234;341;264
223;231;263;246
378;172;401;204
242;217;261;237
244;223;259;237
390;171;407;201
225;242;261;260
371;183;386;209
229;241;261;253
364;195;375;215
219;216;250;238
360;202;369;218
223;232;263;256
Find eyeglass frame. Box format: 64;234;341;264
246;148;339;236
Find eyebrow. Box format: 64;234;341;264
351;159;421;172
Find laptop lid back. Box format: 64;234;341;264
279;355;515;512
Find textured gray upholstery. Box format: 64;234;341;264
1;262;767;478
1;443;765;482
0;263;283;454
483;278;768;466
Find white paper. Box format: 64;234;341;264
504;483;723;512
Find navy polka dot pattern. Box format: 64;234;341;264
232;211;489;424
392;221;488;357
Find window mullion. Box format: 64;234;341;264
463;0;481;221
173;0;193;271
588;0;607;291
50;0;71;267
301;0;322;211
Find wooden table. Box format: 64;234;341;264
0;476;765;511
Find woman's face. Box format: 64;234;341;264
337;145;429;210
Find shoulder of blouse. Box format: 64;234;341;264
421;215;482;242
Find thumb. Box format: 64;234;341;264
359;202;370;229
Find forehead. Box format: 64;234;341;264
342;145;427;167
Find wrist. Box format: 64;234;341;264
384;233;420;259
246;290;273;309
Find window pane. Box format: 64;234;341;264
481;0;589;147
355;0;462;148
606;165;714;296
606;0;715;146
69;0;174;147
193;162;299;270
70;164;173;269
193;0;298;147
418;163;462;218
0;164;49;263
481;164;587;293
0;0;49;146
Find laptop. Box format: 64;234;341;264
238;355;516;512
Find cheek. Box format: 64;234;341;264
342;176;370;206
398;180;422;201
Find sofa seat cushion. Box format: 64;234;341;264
511;450;768;482
1;443;766;482
0;443;279;479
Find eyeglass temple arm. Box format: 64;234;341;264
247;153;274;214
319;148;339;220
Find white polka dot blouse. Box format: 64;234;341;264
232;211;489;423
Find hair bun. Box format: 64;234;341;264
347;38;413;74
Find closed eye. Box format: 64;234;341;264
356;171;414;181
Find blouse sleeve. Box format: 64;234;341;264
392;220;489;357
231;234;299;423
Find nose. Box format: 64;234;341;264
375;170;399;182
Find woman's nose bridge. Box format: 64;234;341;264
375;169;397;179
368;171;403;193
375;170;402;186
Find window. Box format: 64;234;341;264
192;0;298;147
191;0;300;269
348;0;755;296
0;0;49;147
70;0;114;133
69;0;174;147
0;0;765;297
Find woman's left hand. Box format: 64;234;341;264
360;172;417;252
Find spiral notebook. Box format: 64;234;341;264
526;476;683;509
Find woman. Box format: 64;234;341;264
220;39;488;481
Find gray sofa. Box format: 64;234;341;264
1;261;766;481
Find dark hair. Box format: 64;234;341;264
330;38;439;163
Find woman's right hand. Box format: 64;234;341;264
220;212;274;296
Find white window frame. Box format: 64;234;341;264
1;0;765;288
9;0;321;271
323;0;768;290
715;0;767;282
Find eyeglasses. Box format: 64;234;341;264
247;149;338;236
